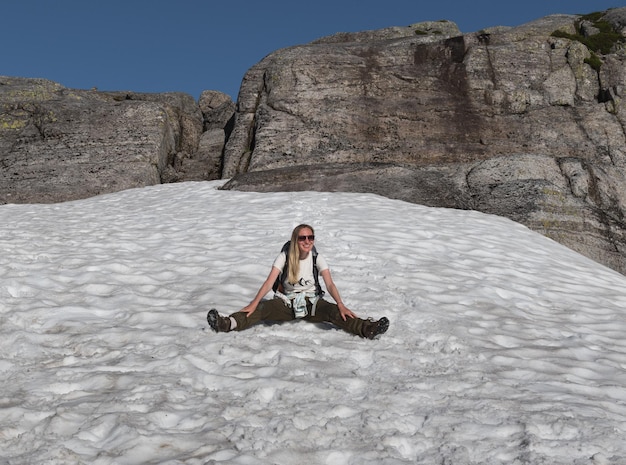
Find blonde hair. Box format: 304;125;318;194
287;224;315;284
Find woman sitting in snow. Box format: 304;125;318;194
207;224;389;339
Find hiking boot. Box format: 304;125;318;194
207;309;231;333
362;317;389;339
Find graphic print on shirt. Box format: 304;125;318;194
272;250;328;294
297;277;314;287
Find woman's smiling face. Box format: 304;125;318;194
296;227;315;258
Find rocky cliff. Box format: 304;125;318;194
2;8;626;275
221;9;626;274
0;78;231;203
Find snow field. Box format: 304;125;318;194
1;181;625;464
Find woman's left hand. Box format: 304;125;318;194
338;303;356;321
321;269;357;321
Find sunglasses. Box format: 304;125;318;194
297;235;315;242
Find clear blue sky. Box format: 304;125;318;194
1;0;621;100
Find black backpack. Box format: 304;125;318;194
272;241;324;296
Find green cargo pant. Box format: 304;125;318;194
229;297;369;337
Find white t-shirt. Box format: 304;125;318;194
272;251;328;294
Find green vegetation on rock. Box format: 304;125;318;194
551;11;625;70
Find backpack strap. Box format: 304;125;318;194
312;251;324;297
272;242;291;293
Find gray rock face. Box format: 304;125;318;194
221;12;626;274
0;77;232;203
3;9;626;275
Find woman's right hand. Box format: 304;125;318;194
240;266;280;317
241;303;258;316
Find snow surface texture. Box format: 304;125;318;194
1;181;626;465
